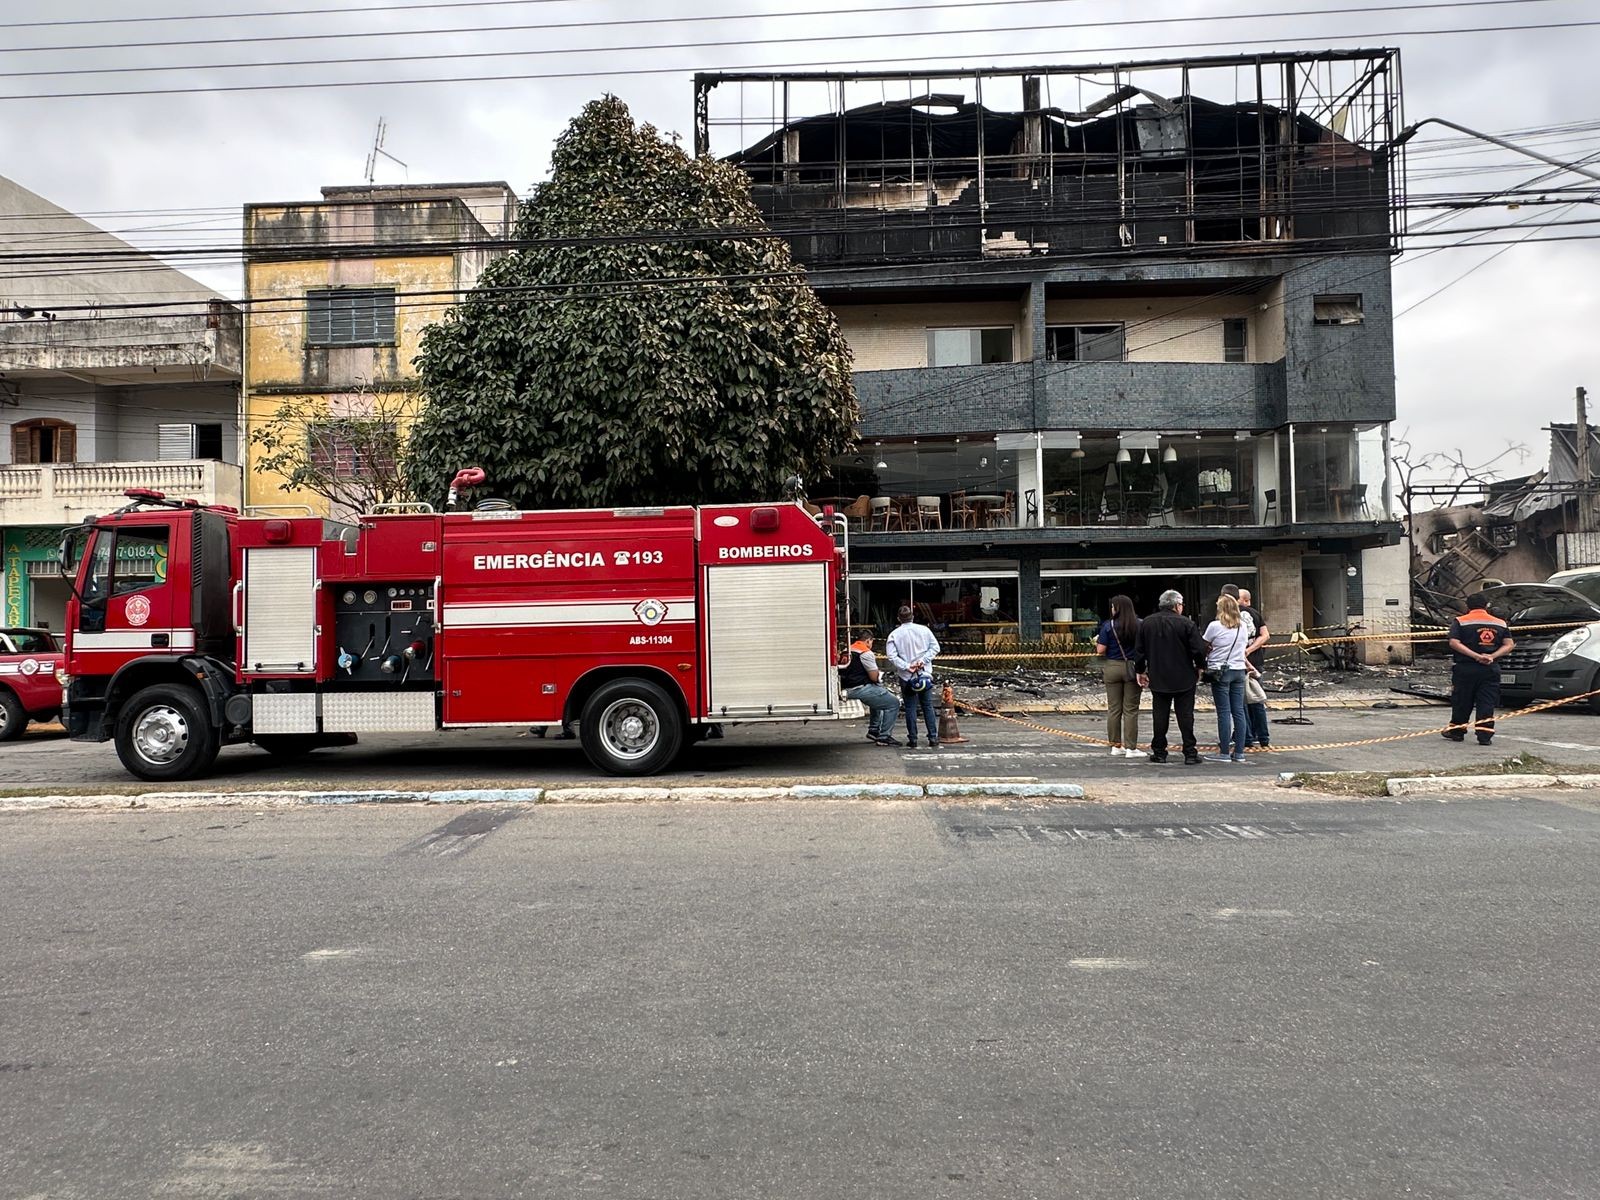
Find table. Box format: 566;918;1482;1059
966;494;1006;527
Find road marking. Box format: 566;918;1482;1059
945;821;1300;842
1506;735;1600;753
1213;907;1295;920
1068;957;1145;970
302;948;365;961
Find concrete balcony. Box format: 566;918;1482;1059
855;359;1287;438
0;309;242;382
0;460;244;526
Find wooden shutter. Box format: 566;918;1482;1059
9;423;30;465
55;424;76;463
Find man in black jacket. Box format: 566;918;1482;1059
1134;588;1209;764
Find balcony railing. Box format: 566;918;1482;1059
0;459;244;526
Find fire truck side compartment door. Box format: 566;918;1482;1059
243;547;318;673
704;562;831;716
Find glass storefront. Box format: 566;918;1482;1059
848;564;1021;653
822;423;1388;534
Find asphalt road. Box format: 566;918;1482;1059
4;795;1599;1199
10;701;1600;793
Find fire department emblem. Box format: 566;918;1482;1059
125;594;151;627
633;599;668;627
19;658;39;676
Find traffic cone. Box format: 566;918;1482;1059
938;681;969;744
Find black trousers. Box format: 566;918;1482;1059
1150;688;1198;757
1449;666;1500;742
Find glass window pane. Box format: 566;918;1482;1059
111;526;170;595
928;329;971;366
978;327;1014;363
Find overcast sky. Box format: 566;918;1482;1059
0;0;1594;476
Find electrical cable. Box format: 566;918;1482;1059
0;0;1571;79
0;20;1595;102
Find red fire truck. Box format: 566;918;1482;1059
60;472;854;781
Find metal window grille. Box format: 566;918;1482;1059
305;287;397;346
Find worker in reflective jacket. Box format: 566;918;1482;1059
1444;591;1515;746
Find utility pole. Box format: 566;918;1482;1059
1579;385;1593;533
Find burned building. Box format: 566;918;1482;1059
696;51;1409;655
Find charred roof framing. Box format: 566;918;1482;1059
694;50;1403;267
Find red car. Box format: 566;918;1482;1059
0;628;65;741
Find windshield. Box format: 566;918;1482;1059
4;630;58;653
1557;574;1600;608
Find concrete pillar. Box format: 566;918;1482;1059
1019;552;1043;641
1254;543;1305;634
1357;543;1413;664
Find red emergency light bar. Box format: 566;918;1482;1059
124;488;166;501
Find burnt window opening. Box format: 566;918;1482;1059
1314;294;1364;326
928;327;1014;367
1223;319;1248;363
1045;325;1125;363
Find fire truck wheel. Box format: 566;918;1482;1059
580;679;683;775
0;689;26;742
114;685;221;782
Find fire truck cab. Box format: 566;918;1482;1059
61;485;854;781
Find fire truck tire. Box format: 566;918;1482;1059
579;679;683;775
114;685;221;782
0;689;26;742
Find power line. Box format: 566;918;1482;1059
0;0;1564;75
1;20;1595;102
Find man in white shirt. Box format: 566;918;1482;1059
886;605;942;748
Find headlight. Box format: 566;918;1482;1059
54;667;71;686
1543;626;1592;663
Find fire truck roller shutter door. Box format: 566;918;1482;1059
704;562;831;717
243;547;318;674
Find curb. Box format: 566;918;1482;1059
0;780;1089;813
1383;773;1600;796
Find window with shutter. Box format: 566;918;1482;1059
158;423;196;460
305;287;397;347
9;419;76;464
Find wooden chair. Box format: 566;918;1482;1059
1260;488;1279;525
987;489;1015;527
868;496;902;532
844;495;872;530
915;495;943;530
950;489;978;529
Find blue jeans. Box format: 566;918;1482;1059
900;678;939;744
1245;701;1270;747
1210;668;1248;759
846;683;900;738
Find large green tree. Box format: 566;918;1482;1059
406;96;857;509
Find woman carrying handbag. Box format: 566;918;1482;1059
1095;594;1143;758
1202;594;1256;763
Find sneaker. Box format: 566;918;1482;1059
1123;747;1144;758
1183;753;1202;765
866;731;883;742
1441;732;1465;742
1231;756;1249;764
906;741;918;750
875;734;902;747
1109;747;1124;757
1477;738;1494;747
928;739;940;749
1148;753;1169;763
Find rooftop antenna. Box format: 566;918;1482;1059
364;117;408;185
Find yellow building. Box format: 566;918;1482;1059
241;182;517;514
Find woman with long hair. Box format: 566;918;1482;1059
1202;593;1256;763
1095;594;1143;757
